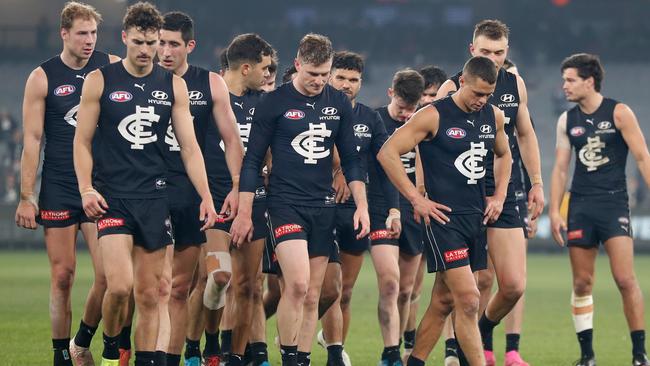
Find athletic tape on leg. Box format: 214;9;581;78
571;292;594;333
203;251;232;310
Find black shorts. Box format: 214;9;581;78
368;208;399;247
398;204;424;256
169;204;206;248
262;231;279;275
211;187;268;241
516;197;530;239
335;205;370;254
488;199;526;234
422;213;487;273
266;205;336;258
37;179;92;227
329;241;341;264
97;197;173;251
567;192;632;247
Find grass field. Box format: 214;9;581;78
0;251;648;365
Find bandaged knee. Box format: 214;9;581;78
203;251;232;310
571;292;594;332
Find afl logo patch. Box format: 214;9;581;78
570;126;585;137
54;84;75;97
322;107;338;115
598;121;612;129
500;94;515;103
446;127;466;139
151;90;168;100
284;109;305;120
109;91;132;103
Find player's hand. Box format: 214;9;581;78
550;211;567;246
221;188;239;221
527;184;545;220
199;199;218;231
15;197;38;230
483;195;505;225
526;215;538;238
230;210;253;247
412;195;451;225
385;208;402;238
353;206;370;239
332;172;350;203
81;189;108;220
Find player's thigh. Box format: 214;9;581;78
371;244;400;281
232;237;265;284
275;239;310;287
340;251;364;289
205;228;231;253
80;222;103;274
568;246;598;285
487;227;527;284
100;234;134;288
44;225;78;271
604;235;637;285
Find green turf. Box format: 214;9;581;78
0;251;648;365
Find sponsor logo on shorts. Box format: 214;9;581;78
446;127;466;139
40;210;71;221
567;229;584;240
570;126;585;137
370;229;390;241
109;91;132;103
54;84;75;97
618;216;630;225
444;248;469;263
98;218;125;231
284;109;305;120
215;213;229;223
274;224;302;238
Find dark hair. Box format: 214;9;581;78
162;11;194;44
297;33;333;65
473;19;510;41
462;56;498;85
219;48;229;71
282;65;297;83
123;2;162;32
332;51;364;74
561;53;605;92
392;69;425;105
503;58;516;71
418;65;447;90
60;1;102;30
226;33;274;70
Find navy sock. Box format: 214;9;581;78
219;329;232;358
250;342;269;362
119;325;132;350
381;345;400;362
280;345;298;366
102;333;120;360
184;338;201;359
632;330;646;356
506;333;520;352
478;312;499;351
154;350;167;366
74;320;97;348
445;338;458;357
577;329;595;359
166;353;181;366
134;351;156;366
406;355;425;366
52;338;73;366
403;329;416;349
204;330;221;356
297;351;311;366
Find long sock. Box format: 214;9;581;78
297;351;311;366
154;351;167;366
280;345;298;366
102;333;120;359
506;333;521;352
577;329;594;359
134;351;156;366
632;330;646;356
219;329;232;358
250;342;269;363
53;338;73;366
73;320;98;348
184;338;201;359
166;353;181;366
406;355;425;366
381;345;400;362
119;325;132;350
327;344;344;364
478;312;499;351
403;329;416;350
229;353;244;366
204;330;221;356
445;338;459;357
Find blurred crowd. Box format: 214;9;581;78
0;109;22;204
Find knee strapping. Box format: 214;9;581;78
571;292;594;333
203;251;232;310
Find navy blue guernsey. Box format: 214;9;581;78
339;102;399;210
377;106;417;206
162;65;212;204
419;96;496;214
95;62;173;198
40;51;110;183
566;97;628;196
451;68;519;202
240;83;362;207
204;89;263;202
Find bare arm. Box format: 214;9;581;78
549;112;572;245
15;67;47;229
615;103;650;187
210;72;244;185
108;54;121;63
415;146;425;195
484;107;513;224
514;75;545;219
433;79;458;101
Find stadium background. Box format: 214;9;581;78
0;0;649;364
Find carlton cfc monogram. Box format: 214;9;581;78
118;105;161;150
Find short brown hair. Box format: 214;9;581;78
473;19;509;41
462;56;498;85
392;69;425;106
561;53;605;92
123;2;163;32
297;33;333;65
60;1;102;30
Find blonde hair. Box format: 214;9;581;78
60;1;102;30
